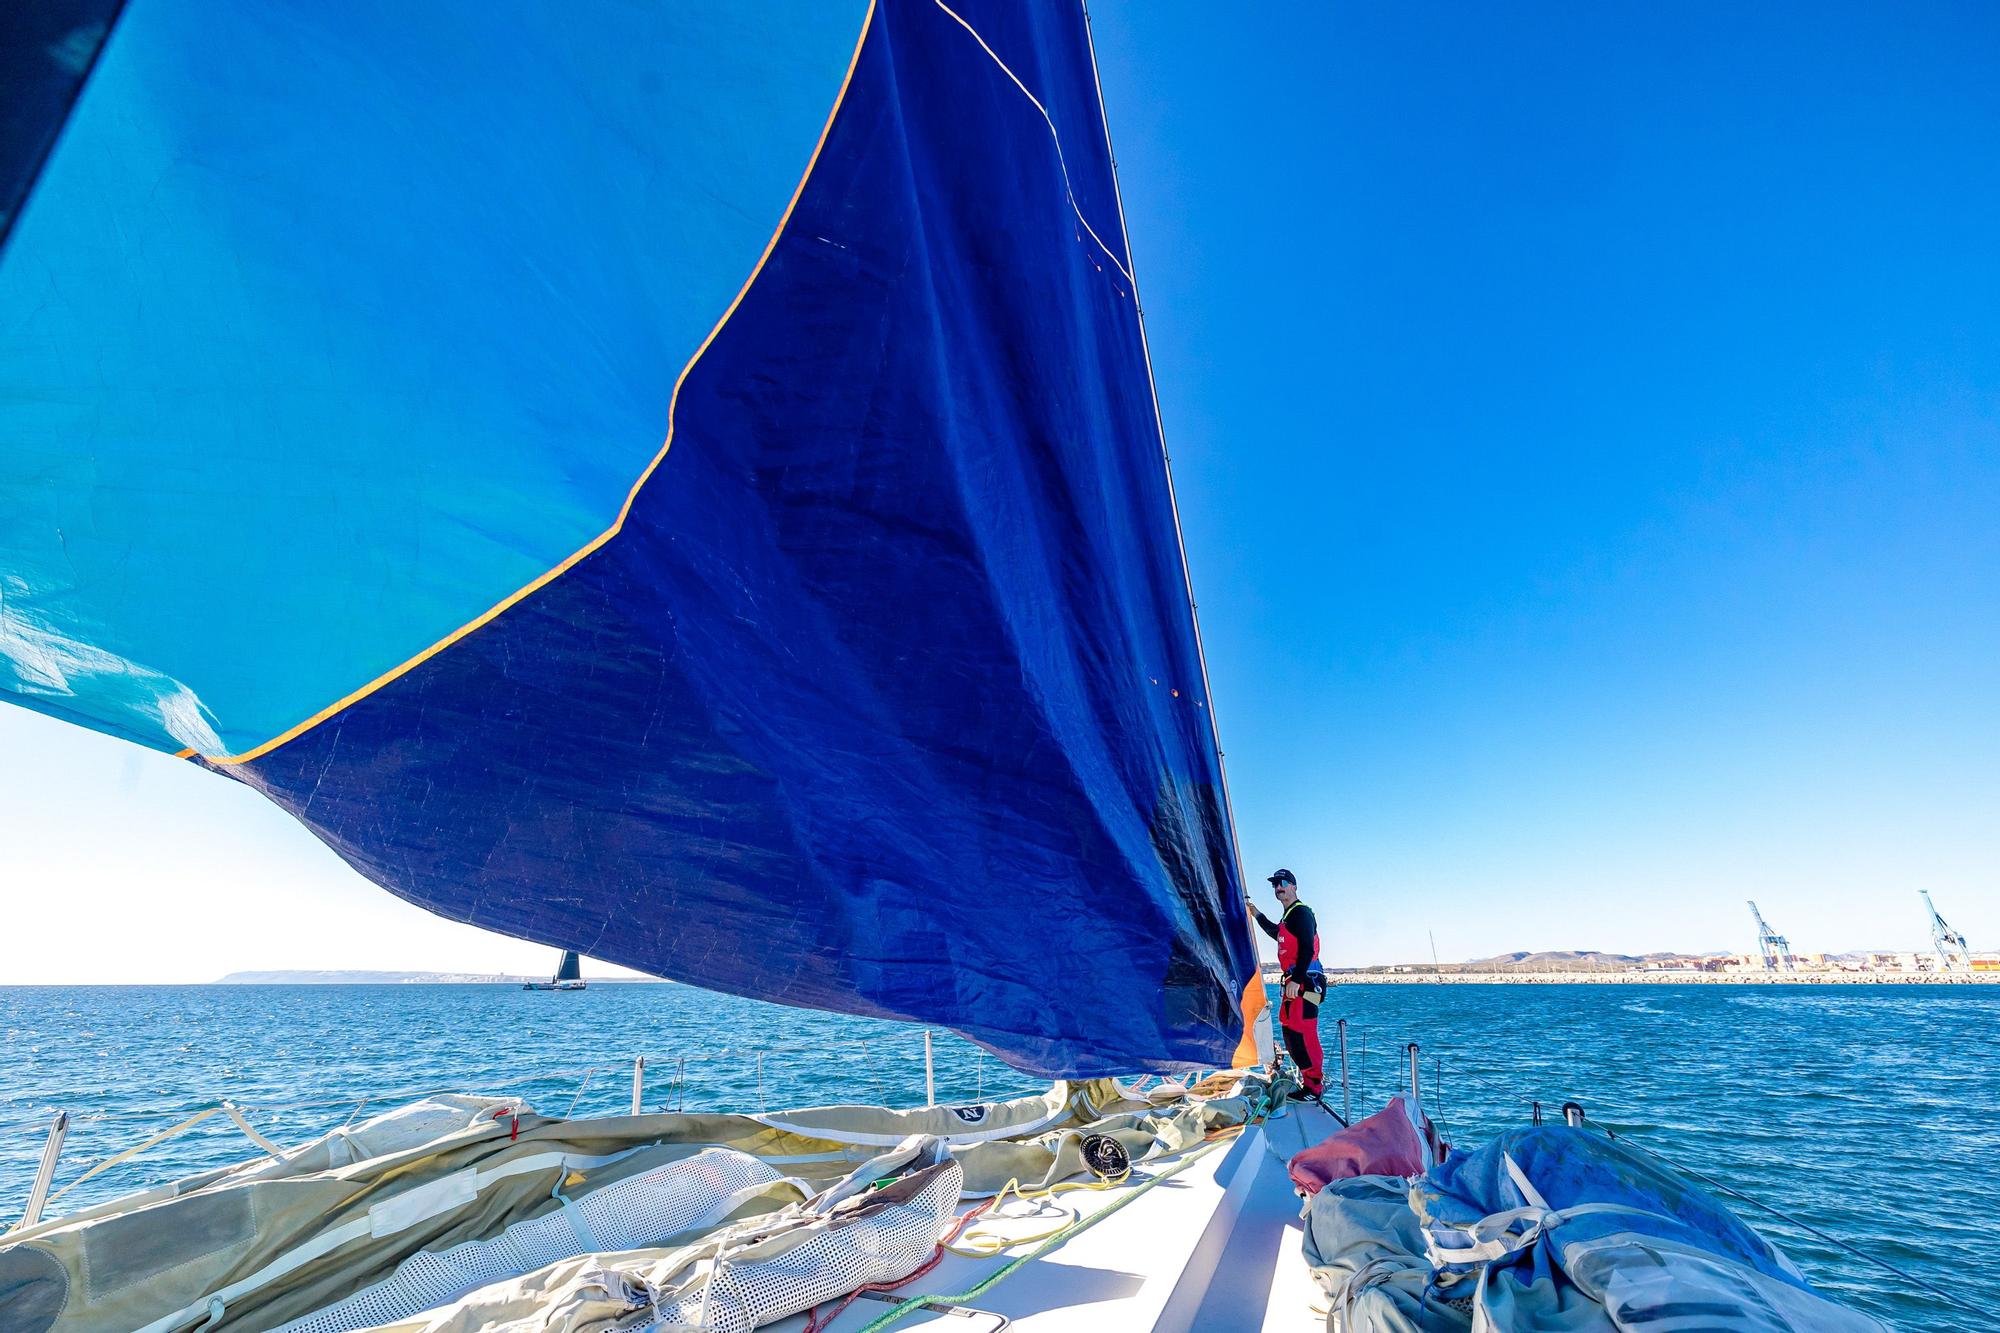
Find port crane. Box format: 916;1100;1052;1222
1921;891;1971;973
1747;900;1794;973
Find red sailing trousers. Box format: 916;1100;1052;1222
1280;987;1324;1093
1273;903;1325;1093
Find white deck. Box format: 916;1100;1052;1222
782;1101;1342;1333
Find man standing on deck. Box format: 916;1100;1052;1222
1249;869;1326;1101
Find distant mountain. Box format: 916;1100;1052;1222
1346;950;1711;975
213;970;667;984
217;970;526;983
1470;950;1651;969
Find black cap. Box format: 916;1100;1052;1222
1267;868;1296;887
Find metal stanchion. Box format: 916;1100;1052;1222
1336;1019;1352;1123
17;1111;68;1233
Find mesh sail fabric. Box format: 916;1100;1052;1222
645;1161;963;1333
0;0;1257;1077
351;1159;967;1333
276;1149;795;1333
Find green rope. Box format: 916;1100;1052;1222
853;1136;1231;1333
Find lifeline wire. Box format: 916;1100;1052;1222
1581;1115;1979;1320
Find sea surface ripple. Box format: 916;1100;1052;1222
1;982;1992;1330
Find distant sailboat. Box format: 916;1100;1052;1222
521;950;586;992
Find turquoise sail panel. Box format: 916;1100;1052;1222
0;0;866;755
0;0;1260;1076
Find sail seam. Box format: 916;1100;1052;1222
181;2;880;766
929;0;1135;289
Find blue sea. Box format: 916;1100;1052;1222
2;982;1992;1330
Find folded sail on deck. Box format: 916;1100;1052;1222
0;0;1261;1075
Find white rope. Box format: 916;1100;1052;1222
41;1106;228;1209
929;0;1135;287
565;1066;601;1118
222;1102;286;1157
39;1098;300;1212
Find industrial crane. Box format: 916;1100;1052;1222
1748;900;1794;973
1921;891;1971;973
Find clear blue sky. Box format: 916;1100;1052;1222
1089;0;2000;965
4;2;1996;981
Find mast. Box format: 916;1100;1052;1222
1921;892;1970;973
1747;901;1793;974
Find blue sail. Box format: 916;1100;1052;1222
0;0;1261;1075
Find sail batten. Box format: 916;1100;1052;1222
1;0;1259;1076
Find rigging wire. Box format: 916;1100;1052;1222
0;1033;958;1140
0;1035;965;1216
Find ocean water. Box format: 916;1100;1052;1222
2;982;1993;1330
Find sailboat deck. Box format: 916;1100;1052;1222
786;1103;1339;1333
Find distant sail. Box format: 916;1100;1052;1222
554;951;583;985
0;1;1261;1074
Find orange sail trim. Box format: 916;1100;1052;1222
1231;967;1269;1069
183;4;878;768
